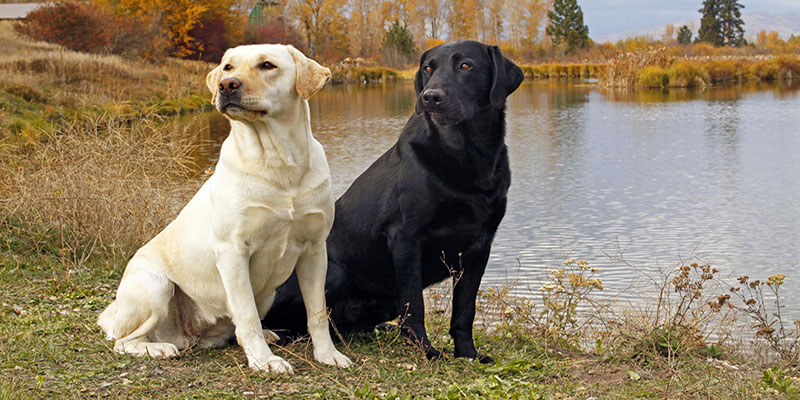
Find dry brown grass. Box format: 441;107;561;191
0;112;201;251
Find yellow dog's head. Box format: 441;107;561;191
205;44;331;121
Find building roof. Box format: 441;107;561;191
0;3;44;20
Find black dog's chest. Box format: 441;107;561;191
420;195;504;281
429;198;491;236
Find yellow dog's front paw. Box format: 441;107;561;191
249;355;294;374
314;349;352;368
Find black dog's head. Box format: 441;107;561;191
414;40;524;125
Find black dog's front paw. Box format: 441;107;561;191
425;346;448;361
454;349;495;364
475;353;494;364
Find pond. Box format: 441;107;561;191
187;80;800;312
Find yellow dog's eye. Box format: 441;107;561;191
423;65;432;73
223;64;232;71
259;61;277;70
460;63;471;71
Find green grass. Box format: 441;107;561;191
0;219;783;399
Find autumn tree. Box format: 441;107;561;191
16;1;154;57
663;23;675;42
419;0;446;40
677;25;693;44
288;0;349;61
545;0;589;52
447;0;480;40
16;2;111;53
504;0;547;51
107;0;247;59
479;0;505;44
347;0;385;58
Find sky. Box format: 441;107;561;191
580;0;800;38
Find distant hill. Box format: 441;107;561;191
597;12;800;43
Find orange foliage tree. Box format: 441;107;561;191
288;0;349;62
446;0;479;40
104;0;246;59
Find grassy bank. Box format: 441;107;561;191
2;217;797;399
0;21;211;146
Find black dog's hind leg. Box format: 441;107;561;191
388;228;446;361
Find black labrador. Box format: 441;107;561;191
263;40;523;363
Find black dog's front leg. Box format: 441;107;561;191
450;244;494;364
388;229;445;360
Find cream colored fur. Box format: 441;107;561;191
98;44;350;373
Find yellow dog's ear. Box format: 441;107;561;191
206;65;222;105
287;46;331;99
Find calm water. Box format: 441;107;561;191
188;81;800;310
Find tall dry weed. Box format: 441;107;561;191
598;249;741;363
600;47;674;87
0;112;200;252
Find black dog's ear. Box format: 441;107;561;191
488;45;524;108
414;49;431;114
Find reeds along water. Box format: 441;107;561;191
599;47;800;88
519;63;607;79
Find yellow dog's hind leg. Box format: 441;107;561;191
98;257;181;359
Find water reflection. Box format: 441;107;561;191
185;81;800;312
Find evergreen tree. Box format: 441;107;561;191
697;0;722;45
696;0;745;47
719;0;746;47
382;20;416;67
383;20;416;59
677;25;693;44
545;0;589;53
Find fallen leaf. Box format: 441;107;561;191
627;370;641;381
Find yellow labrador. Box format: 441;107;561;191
98;44;351;373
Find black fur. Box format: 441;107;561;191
263;41;523;363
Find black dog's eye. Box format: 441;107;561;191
460;63;471;71
423;65;432;73
259;61;277;70
223;64;233;71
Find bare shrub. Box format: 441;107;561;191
14;2;111;53
0;112;200;252
471;257;606;348
602;251;740;363
730;274;800;362
13;2;153;58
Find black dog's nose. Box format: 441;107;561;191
421;88;445;107
219;77;242;95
